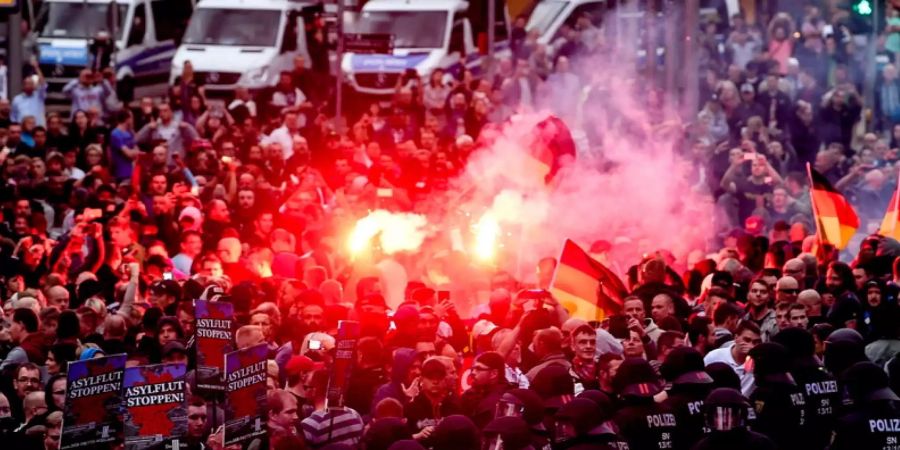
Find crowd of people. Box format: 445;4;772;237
1;1;900;450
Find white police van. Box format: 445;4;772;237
35;0;192;102
342;0;508;96
170;0;326;98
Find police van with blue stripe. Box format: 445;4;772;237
342;0;509;96
34;0;192;103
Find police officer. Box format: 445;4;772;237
692;388;776;450
501;389;551;450
483;416;535;450
747;342;807;449
553;395;628;450
611;358;678;450
831;362;900;450
660;347;714;450
772;327;839;450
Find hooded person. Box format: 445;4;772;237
362;417;412;450
771;327;839;450
553;396;627;450
430;415;481;450
660;347;714;450
692;388;776;450
385;304;420;350
831;362;900;450
611;358;678;450
747;342;807;450
483;416;534;450
371;348;420;410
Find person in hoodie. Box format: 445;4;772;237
362;417;412;450
693;388;776;450
747;342;807;450
660;347;715;450
371;348;421;412
384;305;420;351
771;327;839;450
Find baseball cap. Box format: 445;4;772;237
740;83;755;93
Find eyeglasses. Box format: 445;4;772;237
17;377;40;385
52;390;66;395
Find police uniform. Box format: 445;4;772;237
747;343;807;450
611;358;678;450
772;328;840;450
831;362;900;450
660;347;715;450
692;387;776;450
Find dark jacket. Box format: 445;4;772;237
371;348;417;411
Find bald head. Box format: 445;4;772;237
775;276;799;303
782;258;805;286
236;325;264;349
46;286;70;311
798;289;822;316
217;237;242;264
103;314;127;340
23;391;45;421
533;327;563;357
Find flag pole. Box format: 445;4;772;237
892;170;900;237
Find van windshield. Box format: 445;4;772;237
182;8;281;47
37;2;127;39
526;0;567;36
350;11;447;49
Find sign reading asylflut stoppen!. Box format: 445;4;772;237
224;343;268;449
61;354;127;449
195;300;234;393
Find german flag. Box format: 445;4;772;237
808;165;859;250
879;174;900;240
550;239;628;321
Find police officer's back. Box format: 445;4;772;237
772;327;839;450
660;347;714;450
692;388;776;450
553;394;629;450
747;342;807;449
831;362;900;450
612;358;678;450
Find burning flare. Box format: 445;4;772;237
474;213;501;263
348;210;429;256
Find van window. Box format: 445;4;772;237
281;12;299;53
567;1;606;28
449;18;465;55
152;0;193;43
127;4;146;47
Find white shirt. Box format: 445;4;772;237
263;126;297;161
704;341;755;396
